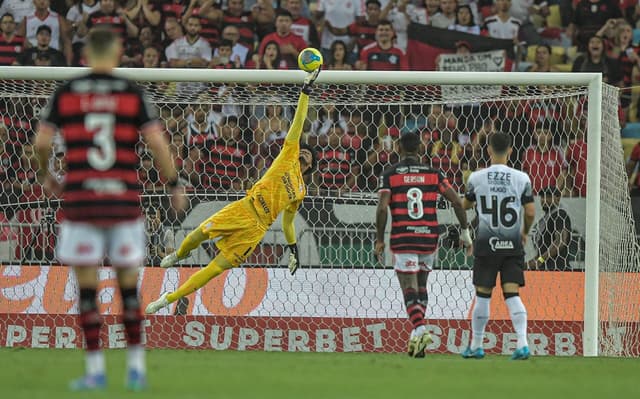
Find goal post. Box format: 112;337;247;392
0;67;635;357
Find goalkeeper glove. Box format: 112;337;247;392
460;228;472;248
301;67;321;95
288;243;300;275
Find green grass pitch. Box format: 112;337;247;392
0;348;638;399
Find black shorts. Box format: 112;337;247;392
473;255;525;288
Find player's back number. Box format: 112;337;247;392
479;195;517;228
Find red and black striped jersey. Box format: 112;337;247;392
85;11;127;40
199;140;251;190
316;147;355;190
39;72;160;225
347;20;376;53
359;42;409;71
378;157;451;254
0;34;25;65
190;7;220;48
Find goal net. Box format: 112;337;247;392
0;69;637;357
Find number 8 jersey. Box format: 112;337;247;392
378;156;451;254
39;73;160;225
465;164;534;256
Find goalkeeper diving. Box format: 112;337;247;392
145;69;320;314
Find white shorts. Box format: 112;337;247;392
57;219;146;267
392;253;435;273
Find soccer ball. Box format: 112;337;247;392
298;48;323;73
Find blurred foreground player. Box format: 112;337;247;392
34;27;185;390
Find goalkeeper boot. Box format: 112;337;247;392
69;374;106;391
145;292;169;314
461;346;485;359
126;369;147;391
160;252;182;268
511;346;530;360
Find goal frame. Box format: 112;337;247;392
0;67;603;357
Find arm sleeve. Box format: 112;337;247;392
378;167;391;192
284;91;309;144
132;83;159;128
282;208;297;245
521;176;534;205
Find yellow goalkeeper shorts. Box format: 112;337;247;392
199;198;268;266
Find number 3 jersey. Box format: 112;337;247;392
39;73;159;225
465;164;534;256
378;156;451;254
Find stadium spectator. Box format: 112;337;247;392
430;127;464;191
251;0;276;40
345;0;382;58
214;24;249;67
483;0;520;41
146;207;176;266
138;0;162;27
568;1;621;51
248;40;286;68
210;38;241;68
14;25;66;66
607;22;639;112
0;123;20;216
315;0;364;61
19;0;71;64
356;20;408;70
185;105;217;146
308;103;348;147
222;0;257;51
405;0;440;25
526;44;561;72
509;0;547;45
0;13;25;66
165;16;211;68
376;1;408;52
315;123;360;193
287;0;320;49
401;104;429;135
361;135;399;191
522;122;567;194
181;146;202;187
258;9;307;69
162;17;184;49
66;0;101;66
326;39;352;70
528;186;573;271
565;123;587;197
157;0;189;24
78;0;140;41
448;4;480;35
571;35;621;85
431;0;457;29
199;115;252;191
182;0;221;48
0;0;35;25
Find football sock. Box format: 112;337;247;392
417;286;428;320
403;288;426;330
471;295;491;350
79;288;104;375
166;259;226;303
121;287;145;373
176;230;205;259
505;295;528;348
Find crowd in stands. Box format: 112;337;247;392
1;0;640;204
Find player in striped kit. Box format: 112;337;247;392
34;27;184;390
461;131;535;360
375;132;471;358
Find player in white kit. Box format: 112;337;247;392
461;131;536;360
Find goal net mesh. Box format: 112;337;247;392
0;74;637;356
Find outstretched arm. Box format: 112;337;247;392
285;68;321;144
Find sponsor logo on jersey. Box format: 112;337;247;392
487;171;511;185
256;193;270;215
489;237;515;251
281;172;296;200
407;226;432;234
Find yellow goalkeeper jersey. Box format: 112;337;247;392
246;92;309;226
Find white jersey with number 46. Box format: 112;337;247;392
465;164;534;256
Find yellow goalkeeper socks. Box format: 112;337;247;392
166;259;226;303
